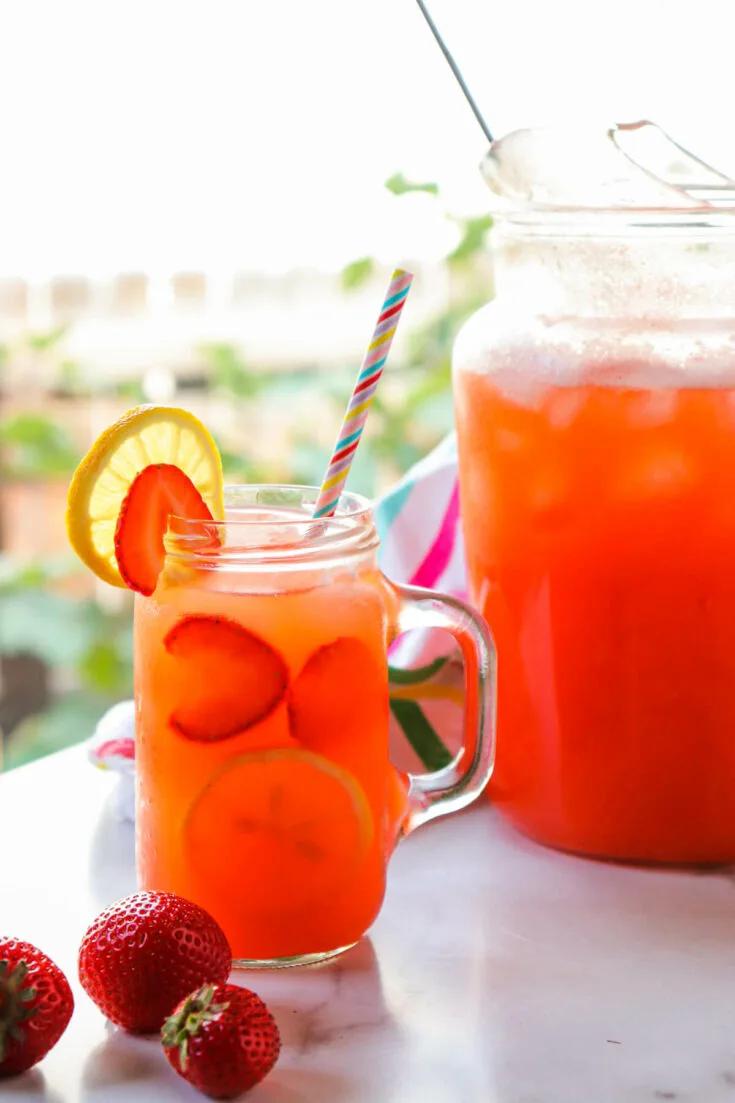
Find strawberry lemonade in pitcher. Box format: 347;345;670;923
453;125;735;864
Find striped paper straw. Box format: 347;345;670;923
313;268;414;519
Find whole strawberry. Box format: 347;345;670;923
0;938;74;1076
78;891;231;1033
162;983;280;1099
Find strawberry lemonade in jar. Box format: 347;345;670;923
453;126;735;864
134;487;397;964
66;408;496;965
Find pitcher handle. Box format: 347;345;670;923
390;582;497;834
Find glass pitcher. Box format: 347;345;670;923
453;137;735;864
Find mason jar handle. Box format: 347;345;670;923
390;582;497;833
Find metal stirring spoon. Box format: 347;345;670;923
414;0;494;145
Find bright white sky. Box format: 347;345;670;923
2;0;734;278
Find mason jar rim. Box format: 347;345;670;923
165;483;379;570
171;484;372;524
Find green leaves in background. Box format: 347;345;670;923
0;554;74;592
0;413;81;477
0;590;91;667
114;378;146;402
0;572;133;770
288;438;332;490
385;173;440;197
214;437;273;485
447;214;494;265
0;585;132;696
26;325;68;352
3;692;114;771
202;343;265;399
340;257;375;291
56;359;84;394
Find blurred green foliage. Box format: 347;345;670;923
385;173;440;197
0;557;133;768
26;325;69;353
0;414;80;478
0;175;492;768
340;258;376;291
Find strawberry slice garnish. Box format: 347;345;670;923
164;615;289;741
114;463;214;596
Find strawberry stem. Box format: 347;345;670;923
161;984;229;1071
0;959;37;1064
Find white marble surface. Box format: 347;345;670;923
2;748;735;1102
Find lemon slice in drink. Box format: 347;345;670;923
66;405;224;589
186;749;375;914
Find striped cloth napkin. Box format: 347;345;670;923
90;434;466;819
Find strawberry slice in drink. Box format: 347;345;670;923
115;463;215;596
288;637;387;752
164;615;289;742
